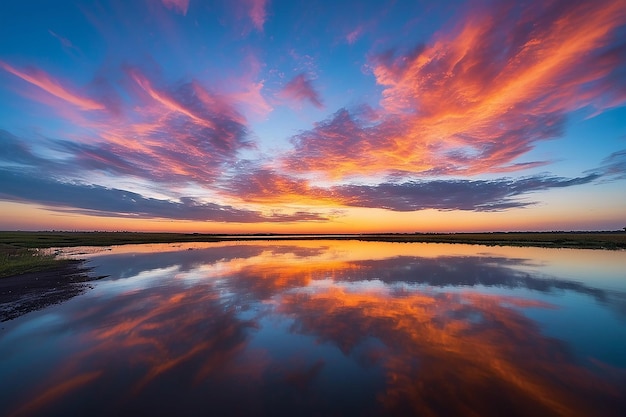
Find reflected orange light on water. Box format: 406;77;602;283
6;241;626;417
279;287;623;417
11;371;104;417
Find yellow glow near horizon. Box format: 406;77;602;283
1;199;624;234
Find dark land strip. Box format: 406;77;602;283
0;260;104;322
2;230;626;251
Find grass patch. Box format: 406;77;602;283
360;231;626;249
0;232;224;278
0;244;74;278
357;231;626;249
0;231;223;249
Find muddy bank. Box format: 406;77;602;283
0;260;100;322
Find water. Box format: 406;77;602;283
1;241;625;416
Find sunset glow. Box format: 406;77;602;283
1;0;625;232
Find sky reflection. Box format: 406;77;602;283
1;241;625;416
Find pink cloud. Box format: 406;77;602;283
278;73;324;109
229;81;273;120
0;58;257;188
101;69;255;183
161;0;189;16
5;64;254;186
223;168;327;204
346;26;363;45
0;62;105;111
247;0;268;32
220;54;273;120
128;69;216;129
191;81;247;125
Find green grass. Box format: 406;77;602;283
0;231;223;248
0;243;73;278
357;231;626;249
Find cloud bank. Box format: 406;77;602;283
283;0;626;179
0;168;326;223
223;164;609;212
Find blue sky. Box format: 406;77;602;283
0;0;625;232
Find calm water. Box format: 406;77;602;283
1;241;625;416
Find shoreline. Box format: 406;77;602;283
1;231;624;321
0;259;99;322
2;231;625;250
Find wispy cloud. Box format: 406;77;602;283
1;0;624;228
0;126;612;217
0;62;254;186
224;54;273;120
332;174;601;212
26;69;247;189
283;108;406;179
0;130;48;168
283;0;626;179
222;161;605;212
229;80;272;119
48;30;83;57
161;0;189;16
0;168;326;223
222;168;326;205
247;0;268;32
48;30;74;48
0;62;105;111
592;149;626;179
81;71;253;184
278;73;324;109
346;26;363;45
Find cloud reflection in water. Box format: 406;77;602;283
2;241;625;417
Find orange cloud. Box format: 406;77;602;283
9;371;103;417
222;160;603;213
223;168;334;205
279;288;625;416
283;0;626;179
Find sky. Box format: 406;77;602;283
0;0;625;233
